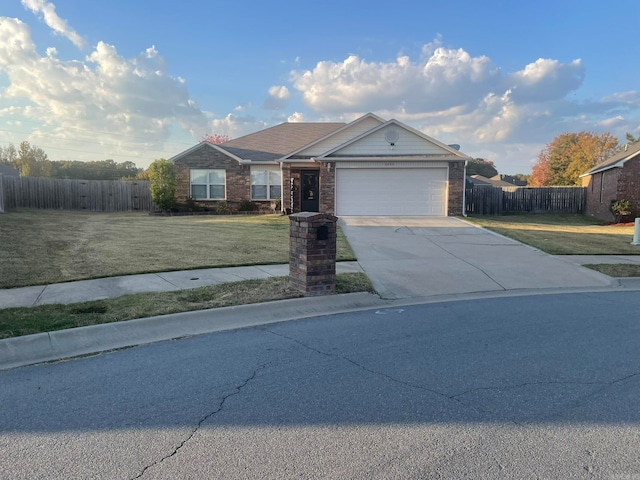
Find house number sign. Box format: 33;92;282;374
290;177;295;212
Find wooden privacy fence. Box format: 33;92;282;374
466;186;587;215
1;176;154;212
0;175;4;213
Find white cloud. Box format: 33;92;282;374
287;112;306;122
208;113;267;139
288;38;640;174
290;45;500;114
263;85;290;111
506;58;584;103
21;0;85;48
0;16;208;161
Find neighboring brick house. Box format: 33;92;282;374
580;141;640;222
0;164;19;177
170;113;471;216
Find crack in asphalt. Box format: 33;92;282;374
261;328;466;405
450;380;609;399
130;364;267;480
261;327;640;427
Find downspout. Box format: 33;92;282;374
462;159;468;217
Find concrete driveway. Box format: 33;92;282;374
339;216;613;300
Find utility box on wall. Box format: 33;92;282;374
289;212;337;296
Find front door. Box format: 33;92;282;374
301;170;320;212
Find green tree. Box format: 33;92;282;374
466;158;498;177
148;159;177;212
625;132;640;145
15;141;52;177
0;144;17;166
51;159;141;180
530;132;618;186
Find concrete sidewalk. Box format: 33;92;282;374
0;262;364;309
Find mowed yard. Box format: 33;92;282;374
0;210;357;289
467;213;638;255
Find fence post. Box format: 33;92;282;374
0;174;4;213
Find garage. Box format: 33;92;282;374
335;166;448;216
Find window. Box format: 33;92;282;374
190;169;225;200
251;166;281;200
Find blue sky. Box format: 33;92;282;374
1;0;639;174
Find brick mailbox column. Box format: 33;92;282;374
289;212;337;296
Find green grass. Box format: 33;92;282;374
0;210;356;288
466;214;639;255
583;264;640;277
0;273;375;339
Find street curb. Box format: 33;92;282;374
0;292;387;371
3;282;640;372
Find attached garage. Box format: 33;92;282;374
335;164;448;216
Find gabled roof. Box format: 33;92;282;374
315;118;471;160
218;122;345;162
581;141;640;176
491;174;527;186
281;113;385;160
169;141;245;164
0;163;19;176
469;174;518;187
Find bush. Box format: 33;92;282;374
611;199;632;223
148;159;177;212
216;201;230;214
238;199;258;212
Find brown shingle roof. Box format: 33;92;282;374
219;122;345;162
582;141;640;176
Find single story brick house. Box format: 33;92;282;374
580;141;640;222
170;113;471;216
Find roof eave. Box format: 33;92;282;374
279;114;382;160
313;155;463;162
581;147;640;177
315;118;471;160
169;142;245;164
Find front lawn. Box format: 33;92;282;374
0;273;375;339
466;214;638;255
0;210;357;289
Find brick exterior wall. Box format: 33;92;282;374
173;144;465;216
448;160;465;216
173;144;273;212
584;157;640;222
319;163;336;214
289;212;337;296
617;157;640;216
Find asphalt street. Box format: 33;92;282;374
2;291;640;479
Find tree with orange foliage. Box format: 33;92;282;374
530;132;618;186
529;151;551;186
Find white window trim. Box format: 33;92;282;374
190;169;226;200
250;165;282;201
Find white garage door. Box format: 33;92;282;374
336;168;447;216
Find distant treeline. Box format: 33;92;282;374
0;141;145;180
